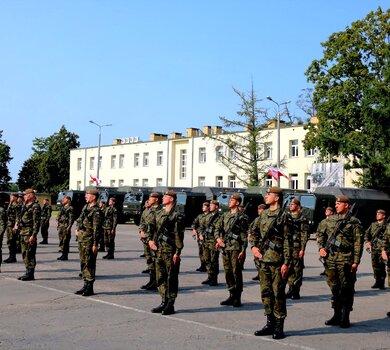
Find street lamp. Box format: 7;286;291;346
266;96;291;186
89;120;112;183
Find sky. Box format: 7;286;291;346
0;1;388;181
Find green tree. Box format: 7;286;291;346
209;86;271;187
17;126;80;193
0;131;12;191
304;7;390;189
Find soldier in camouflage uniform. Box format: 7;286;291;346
285;198;309;300
75;189;103;296
215;193;248;308
139;192;161;290
102;197;118;260
191;202;210;272
0;197;7;272
318;195;364;328
14;189;41;281
56;196;75;261
316;206;334;276
365;209;387;289
3;193;18;263
199;200;220;286
39;198;52;244
251;187;292;339
98;200;106;252
380;225;390;317
149;190;185;315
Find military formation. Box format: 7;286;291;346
1;186;390;338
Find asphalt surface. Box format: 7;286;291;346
1;218;389;350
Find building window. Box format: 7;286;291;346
305;148;314;157
119;154;125;168
290;174;298;189
216;146;223;162
156;178;163;186
228;175;237;188
264;142;272;160
305;174;312;191
134;153;140;167
110;179;116;187
265;175;273;187
199;147;206;163
228;148;236;160
77;158;82;171
198;176;206;186
111;155;116;169
98;156;102;171
76;181;82;190
118;179;124;187
290;140;299;157
216;176;223;187
142;178;149;187
157;151;163;166
143;152;149;167
133;179;139;186
180;150;187;179
89;157;95;170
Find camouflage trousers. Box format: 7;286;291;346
142;241;155;272
325;260;355;311
287;249;304;288
78;236;97;282
155;250;180;301
0;231;3;264
197;239;206;266
103;229;116;255
40;222;49;241
221;250;243;292
202;240;219;279
58;226;71;255
6;226;18;256
370;249;386;281
258;261;287;319
20;235;37;269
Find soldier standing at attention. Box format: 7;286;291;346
3;193;18;264
149;190;185;315
102;197;118;260
318;196;363;328
0;197;7;272
251;187;292;339
57;196;75;261
215;193;248;308
285;198;309;300
199;200;221;286
365;209;387;289
381;224;390;317
14;189;41;281
98;200;106;252
316;206;334;276
191;202;210;272
139;192;161;290
75;189;103;296
39;198;52;244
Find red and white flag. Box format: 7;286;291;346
265;166;290;181
89;174;101;186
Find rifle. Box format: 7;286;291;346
203;212;220;240
153;204;177;254
319;202;356;264
368;217;390;253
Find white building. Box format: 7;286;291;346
69;122;359;191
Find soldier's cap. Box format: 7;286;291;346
258;204;267;209
202;202;210;207
210;200;219;206
377;209;386;215
230;193;242;204
326;206;334;212
149;192;160;198
336;195;349;203
290;198;301;206
164;190;177;200
267;187;283;195
23;188;35;195
87;189;99;196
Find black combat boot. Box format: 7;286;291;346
3;255;11;263
4;254;17;263
252;274;259;281
285;285;294;299
151;299;167;313
371;279;382;288
196;263;206;272
272;318;286;339
325;308;341;326
82;281;95;296
146;272;157;291
161;299;175;315
254;314;275;336
220;291;235;306
201;275;211;285
291;287;301;300
20;268;35;281
75;282;88;294
339;307;351;328
233;291;242;307
17;269;29;280
209;275;218;286
378;278;386;290
57;254;68;261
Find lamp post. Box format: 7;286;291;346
266;96;290;186
89;120;112;184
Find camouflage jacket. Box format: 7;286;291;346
57;204;75;229
6;201;17;227
151;207;185;255
286;212;309;251
383;225;390;252
203;211;220;243
17;200;41;237
214;211;248;252
250;208;292;265
103;206;118;230
191;213;210;238
41;203;52;224
317;214;364;265
364;221;388;251
139;205;162;239
76;203;103;244
0;206;7;235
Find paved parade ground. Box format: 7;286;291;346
1;218;389;350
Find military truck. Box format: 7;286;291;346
121;186;152;225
